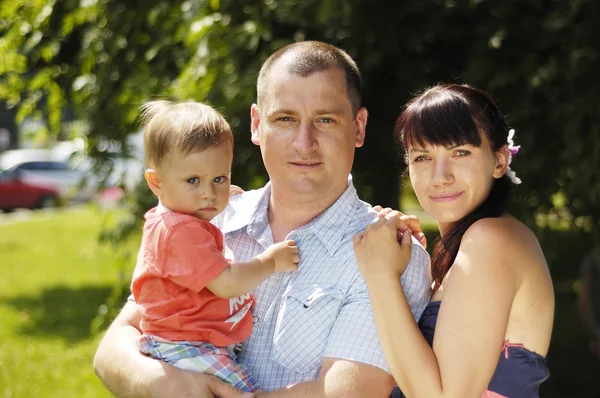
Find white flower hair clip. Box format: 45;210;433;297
506;128;522;185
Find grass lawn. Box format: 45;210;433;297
0;206;138;397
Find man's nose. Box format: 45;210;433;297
432;160;454;187
291;122;318;154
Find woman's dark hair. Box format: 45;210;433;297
395;84;513;289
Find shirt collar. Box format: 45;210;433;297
221;176;361;257
220;183;271;236
300;176;360;256
156;201;171;213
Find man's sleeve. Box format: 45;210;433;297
324;288;390;372
324;237;431;372
400;238;432;320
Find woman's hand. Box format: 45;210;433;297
353;214;413;280
230;185;245;195
372;205;427;249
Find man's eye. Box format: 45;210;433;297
214;176;228;183
186;177;199;184
318;117;334;124
276;117;294;122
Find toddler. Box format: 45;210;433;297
131;100;299;392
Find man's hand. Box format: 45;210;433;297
93;301;255;398
372;206;427;249
150;363;254;398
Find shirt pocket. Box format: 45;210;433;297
272;284;344;374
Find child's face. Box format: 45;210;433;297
152;141;233;220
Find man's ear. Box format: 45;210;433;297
355;107;368;148
250;104;261;146
144;169;162;197
493;145;510;179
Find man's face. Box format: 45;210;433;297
251;66;367;202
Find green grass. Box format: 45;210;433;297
0;206;138;397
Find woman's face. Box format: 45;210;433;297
407;132;508;233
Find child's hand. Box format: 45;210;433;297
264;240;300;273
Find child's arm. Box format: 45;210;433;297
206;240;299;298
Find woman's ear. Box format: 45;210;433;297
144;169;162;197
493;145;510;179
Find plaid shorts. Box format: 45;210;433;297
137;335;260;392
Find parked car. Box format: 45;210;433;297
66;132;145;193
0;167;61;212
0;149;97;202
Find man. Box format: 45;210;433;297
94;41;431;397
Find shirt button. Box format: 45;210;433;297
253;315;259;324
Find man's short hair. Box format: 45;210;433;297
257;41;362;114
140;100;233;169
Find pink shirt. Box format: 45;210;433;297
131;208;255;346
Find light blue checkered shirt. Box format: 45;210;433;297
213;177;432;392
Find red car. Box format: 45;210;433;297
0;168;61;212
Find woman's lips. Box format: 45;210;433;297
430;192;463;202
289;161;322;168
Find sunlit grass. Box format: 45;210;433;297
0;206;138;397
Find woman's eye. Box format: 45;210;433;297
412;155;429;162
276;116;294;122
186;177;199;184
454;149;471;157
214;176;228;183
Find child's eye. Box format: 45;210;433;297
214;176;228;183
186;177;199;184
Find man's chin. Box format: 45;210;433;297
286;178;324;195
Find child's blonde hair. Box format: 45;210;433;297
140;100;233;169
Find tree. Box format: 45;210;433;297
1;0;598;230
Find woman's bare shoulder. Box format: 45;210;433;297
463;216;537;246
460;216;545;272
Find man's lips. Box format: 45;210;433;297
430;192;463;202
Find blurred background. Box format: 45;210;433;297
0;0;598;396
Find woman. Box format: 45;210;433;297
353;84;554;398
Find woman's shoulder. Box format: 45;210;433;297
463;215;536;247
440;217;523;301
459;216;544;272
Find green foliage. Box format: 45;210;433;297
1;0;598;226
